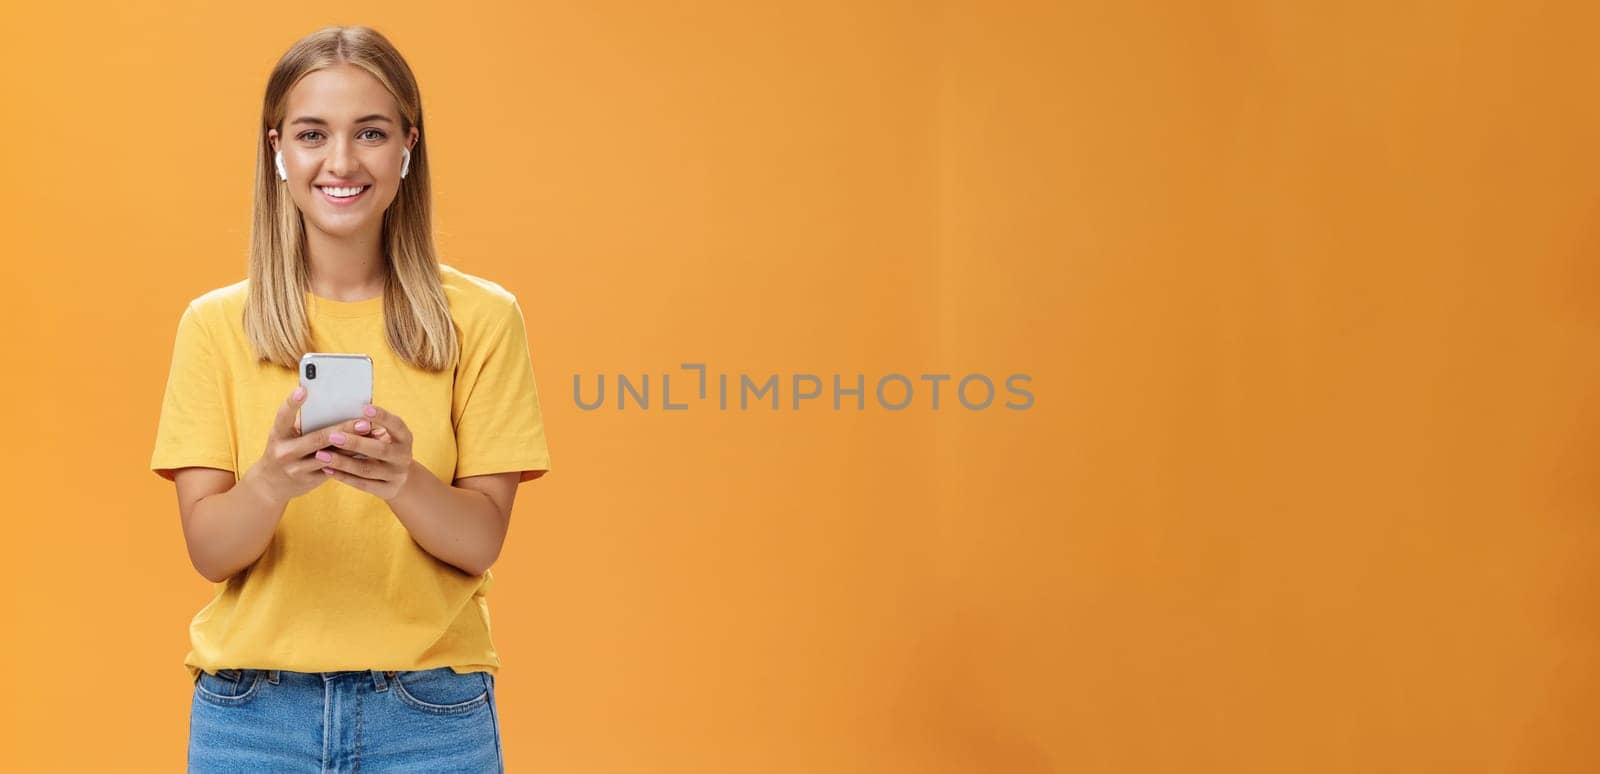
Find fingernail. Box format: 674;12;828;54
330;432;346;445
316;451;332;462
293;387;305;400
355;420;370;432
364;406;377;417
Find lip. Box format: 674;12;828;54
318;184;371;206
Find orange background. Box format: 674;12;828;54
2;1;1597;772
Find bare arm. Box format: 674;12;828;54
386;465;520;576
316;405;524;576
170;386;372;583
174;467;287;583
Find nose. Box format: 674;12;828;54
326;135;357;178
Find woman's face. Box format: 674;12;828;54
268;64;419;239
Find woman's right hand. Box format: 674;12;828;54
243;385;374;506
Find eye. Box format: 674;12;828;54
295;129;385;143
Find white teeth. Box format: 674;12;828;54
320;185;366;198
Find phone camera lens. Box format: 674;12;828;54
306;363;317;380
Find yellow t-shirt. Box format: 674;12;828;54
149;262;552;681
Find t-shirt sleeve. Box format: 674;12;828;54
451;297;553;482
150;302;236;481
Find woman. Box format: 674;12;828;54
149;25;551;773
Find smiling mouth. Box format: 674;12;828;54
318;185;371;203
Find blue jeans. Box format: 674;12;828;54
188;667;503;773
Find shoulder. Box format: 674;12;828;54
179;278;249;333
439;262;519;328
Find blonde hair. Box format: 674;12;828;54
244;25;458;373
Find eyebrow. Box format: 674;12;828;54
289;114;395;126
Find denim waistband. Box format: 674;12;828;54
211;669;401;691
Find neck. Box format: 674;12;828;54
304;220;388;301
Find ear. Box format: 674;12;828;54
267;129;279;154
407;127;418;152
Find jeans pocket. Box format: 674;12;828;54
194;668;265;707
390;667;490;715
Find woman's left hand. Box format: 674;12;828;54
318;404;415;501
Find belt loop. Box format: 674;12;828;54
371;669;388;692
268;669;280;685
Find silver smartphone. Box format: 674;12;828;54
298;353;374;457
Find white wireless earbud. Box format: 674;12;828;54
400;147;411;179
275;150;288;181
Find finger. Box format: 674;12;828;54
290;455;336;477
348;425;394;459
292;438;370;476
329;418;377;454
321;418;376;456
319;449;387;479
356;424;395;444
293;418;376;459
274;386;307;440
327;432;390;463
361;404;412;445
322;466;381;492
